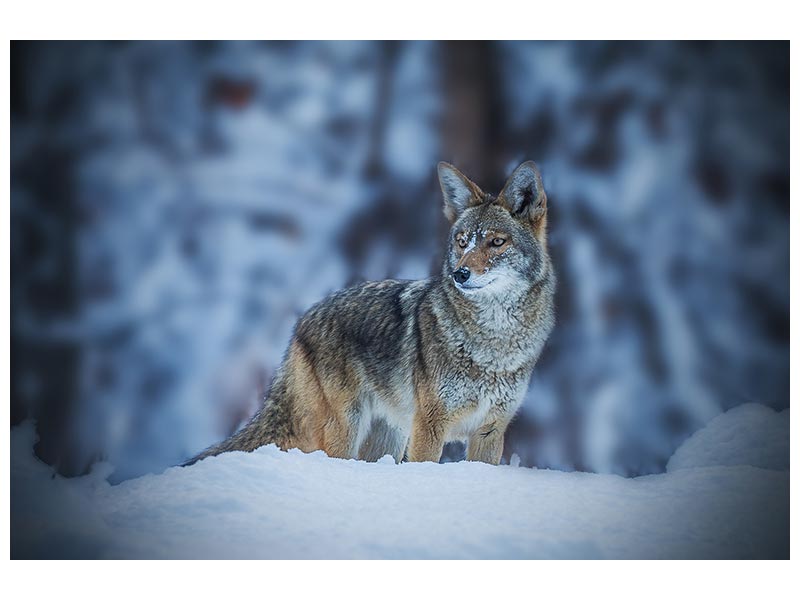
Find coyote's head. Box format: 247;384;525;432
438;161;549;298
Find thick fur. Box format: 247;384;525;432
186;161;555;466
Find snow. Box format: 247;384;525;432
11;404;788;559
463;232;477;255
667;403;789;473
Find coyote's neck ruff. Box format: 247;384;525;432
187;161;555;466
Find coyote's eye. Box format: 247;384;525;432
491;237;506;247
457;238;467;249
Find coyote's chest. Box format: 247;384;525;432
436;359;530;439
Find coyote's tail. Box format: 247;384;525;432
181;371;295;467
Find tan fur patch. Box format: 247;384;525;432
455;230;511;274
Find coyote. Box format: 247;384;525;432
187;161;555;466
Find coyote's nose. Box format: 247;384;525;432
452;267;471;284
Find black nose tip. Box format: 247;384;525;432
452;267;471;284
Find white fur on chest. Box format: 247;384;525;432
439;370;528;441
433;295;543;373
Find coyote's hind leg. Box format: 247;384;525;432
358;418;409;463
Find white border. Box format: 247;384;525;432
0;1;796;40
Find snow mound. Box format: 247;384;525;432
11;405;789;559
667;403;789;473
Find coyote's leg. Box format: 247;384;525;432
466;417;510;465
408;412;446;462
321;412;359;459
407;385;447;462
358;419;409;463
306;361;366;459
316;389;364;459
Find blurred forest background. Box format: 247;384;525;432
11;41;788;481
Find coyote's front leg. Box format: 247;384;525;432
467;417;510;465
407;386;447;463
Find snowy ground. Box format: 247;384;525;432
10;404;789;559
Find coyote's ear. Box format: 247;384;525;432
438;162;484;223
498;161;547;227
